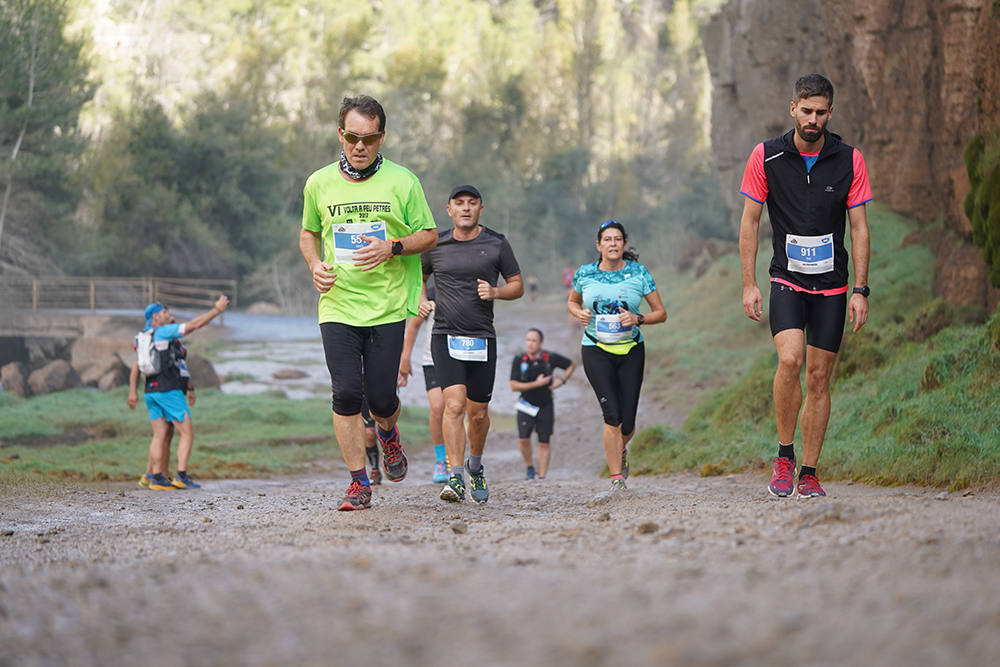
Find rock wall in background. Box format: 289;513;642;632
702;0;998;308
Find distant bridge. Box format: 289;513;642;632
0;277;237;338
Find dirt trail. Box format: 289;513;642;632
2;296;1000;666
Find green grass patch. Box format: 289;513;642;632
0;388;431;486
632;204;1000;489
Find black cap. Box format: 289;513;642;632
449;184;482;201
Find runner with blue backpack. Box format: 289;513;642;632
127;296;229;490
567;221;667;492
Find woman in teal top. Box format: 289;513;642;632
567;221;668;491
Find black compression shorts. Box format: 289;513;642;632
517;401;555;441
430;334;497;403
320;321;405;417
768;282;847;353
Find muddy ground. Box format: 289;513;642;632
3;300;1000;666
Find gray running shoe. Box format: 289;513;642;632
621;448;629;480
610;477;628;492
525;465;536;480
440;474;466;502
466;460;489;504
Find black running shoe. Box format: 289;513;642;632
338;480;372;511
621;448;629;480
369;467;382;485
378;425;407;482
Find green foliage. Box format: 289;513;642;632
39;0;728;295
964;133;1000;287
0;0;94;270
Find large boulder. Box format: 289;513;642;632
97;358;132;391
79;352;133;388
1;361;29;397
71;336;137;375
28;360;83;395
185;353;221;389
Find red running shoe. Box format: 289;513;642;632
378;425;408;482
338;480;372;511
768;456;795;497
796;474;827;499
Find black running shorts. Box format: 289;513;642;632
517;401;555;441
768;282;847;353
430;334;497;403
422;364;440;392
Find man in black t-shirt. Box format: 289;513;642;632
509;328;575;480
421;184;523;503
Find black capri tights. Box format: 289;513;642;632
581;342;645;436
320;320;405;418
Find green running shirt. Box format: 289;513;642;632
301;159;436;326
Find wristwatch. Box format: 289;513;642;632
852;285;870;298
391;240;404;256
636;313;646;325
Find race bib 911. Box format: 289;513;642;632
786;233;834;274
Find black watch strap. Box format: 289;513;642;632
391;240;404;256
852;285;870;297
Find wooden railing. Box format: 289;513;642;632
0;277;237;314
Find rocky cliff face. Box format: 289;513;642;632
702;0;998;308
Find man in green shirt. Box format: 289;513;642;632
299;95;437;511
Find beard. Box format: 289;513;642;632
797;124;823;143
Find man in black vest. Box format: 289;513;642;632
738;73;873;499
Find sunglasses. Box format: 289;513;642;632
341;130;384;146
600;220;621;230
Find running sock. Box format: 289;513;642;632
778;442;796;461
611;473;624;481
434;444;446;462
376;424;396;440
799;465;817;479
365;445;379;468
350;467;371;487
467;455;483;473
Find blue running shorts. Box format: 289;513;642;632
144;390;191;423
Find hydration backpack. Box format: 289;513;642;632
135;329;161;375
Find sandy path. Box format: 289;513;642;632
2;298;999;666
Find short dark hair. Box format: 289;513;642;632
339;95;386;132
527;328;544;342
793;74;834;106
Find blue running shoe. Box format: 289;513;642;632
433;459;448;484
172;472;201;489
466;460;489;504
148;473;176;490
526;465;536;480
440;474;465;502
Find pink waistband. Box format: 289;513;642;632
770;277;849;296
